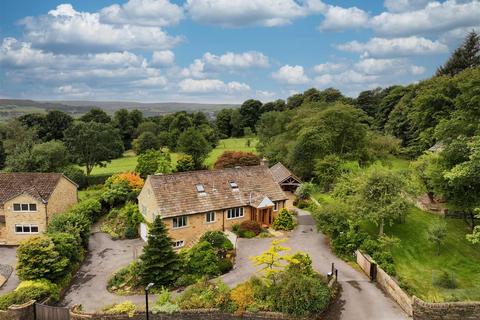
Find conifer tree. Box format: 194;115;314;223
139;216;181;286
437;31;480;76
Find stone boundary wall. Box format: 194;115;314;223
412;296;480;320
0;299;35;320
70;308;298;320
356;250;413;316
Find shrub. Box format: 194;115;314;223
185;241;221;277
176;154;195;172
199;231;234;251
61;165;87;188
103;301;136;317
101;202;143;240
0;279;60;310
47;210;92;248
218;258;234;274
101;180;137;207
214;151;260;169
272;271;331;316
239;220;261;235
109;172;144;191
177;279;233;311
272;209;295;231
433;271;457;289
70;198;102;222
295;182;315;200
49;232;83;267
230;282;254;313
240;230;256;238
17;236;70;282
152;288;180;314
287;252;314;276
108;262;142;293
174;274;199;288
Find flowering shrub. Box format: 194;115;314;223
110;172;144;190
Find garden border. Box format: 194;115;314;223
355;250;480;320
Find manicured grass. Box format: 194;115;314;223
364;207;480;302
83;137;257;176
204;137;258;167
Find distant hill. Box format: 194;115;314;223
0;99;238;119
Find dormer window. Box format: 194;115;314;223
229;181;238;189
195;184;205;193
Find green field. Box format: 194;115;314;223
83;137;257;176
363;207;480;302
310;156;480;302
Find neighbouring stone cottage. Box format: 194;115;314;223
0;173;78;245
137;165;289;248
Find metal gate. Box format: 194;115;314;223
35;303;70;320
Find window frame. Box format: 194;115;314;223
12;203;38;212
229;181;238;189
205;211;216;223
14;224;39;234
172;216;188;229
273;201;278;211
173;240;184;249
195;184;205;193
227;207;244;220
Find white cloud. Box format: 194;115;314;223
185;0;326;27
354;58;425;76
151;50;175;66
178;78;250;93
272;65;310;85
20;4;182;52
100;0;183;27
337;36;449;58
203;51;269;69
372;0;480;36
313;62;347;74
181;59;206;78
319;6;369;31
383;0;430;13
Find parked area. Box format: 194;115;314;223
0;246;18;295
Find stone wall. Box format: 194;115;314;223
356;250;413;316
70;309;297;320
412;296;480;320
0;300;35;320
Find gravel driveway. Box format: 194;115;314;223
0;246;19;294
60;227;149;312
222;209;409;320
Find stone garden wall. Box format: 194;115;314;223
0;300;35;320
70;309;297;320
412;296;480;320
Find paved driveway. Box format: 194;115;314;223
222;209;409;320
0;246;19;294
61;228;149;311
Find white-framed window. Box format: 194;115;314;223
273;201;278;211
173;240;184;248
141;205;147;216
172;216;187;229
227;207;244;219
13;203;37;212
229;181;238;189
206;211;216;223
15;224;39;234
195;184;205;193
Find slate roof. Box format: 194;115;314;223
147;165;288;218
0;173;65;204
269;162;301;184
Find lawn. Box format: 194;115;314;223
363;207;480;302
83;137;257;177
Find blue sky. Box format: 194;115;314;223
0;0;479;103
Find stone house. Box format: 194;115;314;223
0;173;78;245
138;165;288;249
